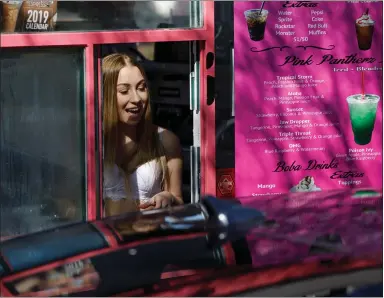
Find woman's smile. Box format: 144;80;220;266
125;106;141;115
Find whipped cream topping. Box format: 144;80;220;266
293;176;320;192
356;11;374;26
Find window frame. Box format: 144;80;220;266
0;1;215;221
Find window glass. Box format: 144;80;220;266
0;1;202;33
0;47;86;239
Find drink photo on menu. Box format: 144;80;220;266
290;176;321;193
355;8;375;51
346;72;380;146
244;1;268;41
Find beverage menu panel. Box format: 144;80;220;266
234;1;383;197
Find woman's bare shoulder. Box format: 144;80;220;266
157;126;181;156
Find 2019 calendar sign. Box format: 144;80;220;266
1;0;57;32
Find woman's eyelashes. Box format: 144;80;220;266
119;89;129;95
118;83;146;95
137;83;147;92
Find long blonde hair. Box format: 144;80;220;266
102;53;169;195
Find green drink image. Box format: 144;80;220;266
346;94;380;145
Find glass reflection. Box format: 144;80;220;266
106;204;207;241
0;48;85;239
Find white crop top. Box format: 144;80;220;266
103;128;164;203
103;160;162;203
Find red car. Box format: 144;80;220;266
0;189;382;297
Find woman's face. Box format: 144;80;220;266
116;64;148;126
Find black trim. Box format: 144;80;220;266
231;238;252;265
0;255;11;277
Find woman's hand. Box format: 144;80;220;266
140;191;174;210
151;191;175;209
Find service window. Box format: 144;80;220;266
99;40;198;211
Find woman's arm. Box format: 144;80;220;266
152;129;184;208
163;129;184;205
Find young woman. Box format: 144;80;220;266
102;53;183;216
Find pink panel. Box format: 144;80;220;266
85;45;97;221
234;1;383;197
96;46;104;218
1;28;210;48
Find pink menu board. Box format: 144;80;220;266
234;1;383;197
